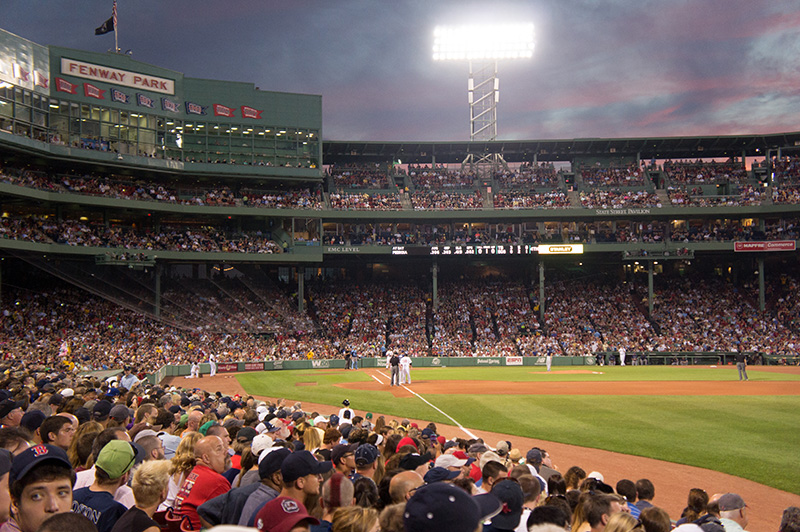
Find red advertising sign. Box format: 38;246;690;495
734;241;796;252
217;363;238;373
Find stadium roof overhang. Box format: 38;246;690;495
322;131;800;165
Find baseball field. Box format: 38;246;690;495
178;363;800;531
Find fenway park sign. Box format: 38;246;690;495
734;241;796;252
217;363;239;373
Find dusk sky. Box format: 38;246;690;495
4;1;800;142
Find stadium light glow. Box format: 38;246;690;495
433;23;535;61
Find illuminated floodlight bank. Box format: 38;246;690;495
433;24;535;61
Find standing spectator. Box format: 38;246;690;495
119;368;140;391
71;440;134;532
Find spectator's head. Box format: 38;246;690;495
0;400;25;428
528;505;570;530
281;450;333;498
194;435;230;474
780;506;800;532
130;459;171;509
135;434;165;461
488;479;524;531
605;512;645;532
38;416;75;451
320;473;355;513
0;427;31;456
584;494;622;532
403;482;482;532
615;479;637;504
0;449;11;523
330;506;378;532
94;440;136;487
717;493;748;530
388;470;423;503
565;466;587;490
480;460;508;492
36;512;98;532
640;506;671;532
9;444;75;532
635;479;655;502
255;496;319;532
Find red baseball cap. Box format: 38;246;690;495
256;496;319;532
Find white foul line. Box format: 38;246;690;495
371;373;386;385
375;369;477;439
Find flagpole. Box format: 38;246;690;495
113;0;119;53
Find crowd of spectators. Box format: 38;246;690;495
494;163;559;187
663;160;750;185
579;190;661;209
668;186;765;207
770;155;800;182
329;192;403;210
240;188;323;210
1;215;282;254
328;166;392;189
407;166;476;190
410;191;485;210
581;165;647;187
2;359;792;532
494;190;572;209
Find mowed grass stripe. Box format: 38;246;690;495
236;367;800;495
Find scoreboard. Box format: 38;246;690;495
391;244;539;256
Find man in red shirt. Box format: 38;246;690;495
173;435;231;530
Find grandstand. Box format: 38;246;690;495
2;25;800;372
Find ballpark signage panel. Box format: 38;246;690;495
244;362;264;371
734;241;796;252
217;363;238;373
537;244;584;254
505;357;523;366
61;58;175;95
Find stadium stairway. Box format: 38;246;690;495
567;189;581;207
655;189;670;206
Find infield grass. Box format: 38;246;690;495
237;366;800;495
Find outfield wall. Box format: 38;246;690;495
145;352;785;384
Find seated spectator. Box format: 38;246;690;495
109;459;171;532
72;440;135;532
173;435;232;530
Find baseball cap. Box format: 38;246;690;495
73;407;91;425
133;429;159;443
354;444;379;467
480;451;505;470
281;450;332;483
256;496;319;532
331;443;357;465
526;448;543;464
10;445;72;485
339;424;353;440
451;450;475;464
435;454;469;468
96;440;136;479
396;436;418;452
424;466;460;483
717;493;747;511
109;404;131;422
328;414;339;426
489;479;524;530
468;443;489;454
20;410;47;433
399;452;432;471
60;388;74;398
342;399;350;407
92;400;113;421
312;415;327;426
252;434;274;456
0;400;23;419
404;482;482;532
236;427;258;443
258;447;291;479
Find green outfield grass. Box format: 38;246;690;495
237;366;800;495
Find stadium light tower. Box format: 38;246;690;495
433;23;535;172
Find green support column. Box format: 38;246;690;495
539;261;545;324
298;267;305;313
758;257;765;312
432;261;439;311
154;263;162;318
648;261;654;316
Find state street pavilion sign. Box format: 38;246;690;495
61;58;175;95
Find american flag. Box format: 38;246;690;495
112;0;117;32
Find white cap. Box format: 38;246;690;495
60;388;74;397
435;454;467;468
313;415;328;425
257;445;282;464
587;471;605;482
251;434;274;456
255;422;267;434
134;429;159;443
